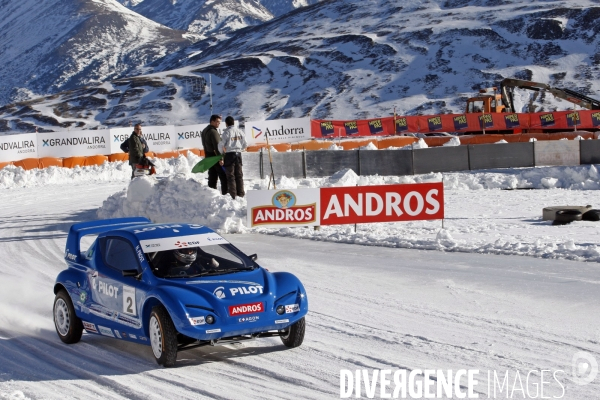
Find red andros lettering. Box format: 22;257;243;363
251;204;316;226
320;183;444;225
229;302;264;316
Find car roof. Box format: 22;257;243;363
116;223;217;241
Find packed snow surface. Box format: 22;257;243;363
0;155;599;398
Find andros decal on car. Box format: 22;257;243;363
229;302;264;316
82;321;97;333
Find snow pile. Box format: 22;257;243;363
359;142;378;150
442;137;461;146
0;153;203;189
412;138;428;149
327;143;343;150
97;174;248;233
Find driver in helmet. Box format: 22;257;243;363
153;247;202;278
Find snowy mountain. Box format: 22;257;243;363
116;0;320;38
1;0;599;132
124;0;272;38
0;0;199;106
257;0;320;17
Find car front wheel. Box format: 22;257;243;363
53;290;83;344
149;305;178;367
280;317;305;348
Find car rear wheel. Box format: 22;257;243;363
280;317;305;348
53;290;83;344
149;305;178;367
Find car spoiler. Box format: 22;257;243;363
65;217;151;263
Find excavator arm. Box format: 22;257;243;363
500;78;600;111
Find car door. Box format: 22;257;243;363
92;236;145;338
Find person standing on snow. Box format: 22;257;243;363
218;116;248;199
128;123;149;179
201;115;228;195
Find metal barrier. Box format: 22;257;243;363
240;140;597;179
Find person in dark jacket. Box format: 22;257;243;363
201;115;227;194
128;124;149;179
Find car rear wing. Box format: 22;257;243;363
65;217;151;263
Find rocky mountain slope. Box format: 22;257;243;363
0;0;198;106
117;0;320;38
1;0;599;133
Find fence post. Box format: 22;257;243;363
302;149;307;178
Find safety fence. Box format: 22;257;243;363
1;132;597;172
240;139;600;180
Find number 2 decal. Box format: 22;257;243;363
122;285;136;316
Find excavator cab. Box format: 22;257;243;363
465;88;506;114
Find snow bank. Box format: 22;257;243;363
97;174;248;233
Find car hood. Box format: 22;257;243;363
158;268;271;303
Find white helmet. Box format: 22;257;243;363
174;247;197;266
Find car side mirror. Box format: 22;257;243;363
249;253;257;261
122;269;142;279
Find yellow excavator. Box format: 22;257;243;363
465;78;600;114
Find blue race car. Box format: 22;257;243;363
53;217;308;367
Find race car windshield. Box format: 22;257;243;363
150;243;255;279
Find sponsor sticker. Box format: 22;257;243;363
285;304;300;313
229;285;263;296
206;329;221;334
129;333;137;339
139;336;147;341
189;316;206;326
82;321;97;333
114;331;122;339
238;316;260;323
275;319;290;324
98;326;115;337
139;233;228;253
229;302;264;316
213;286;226;299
